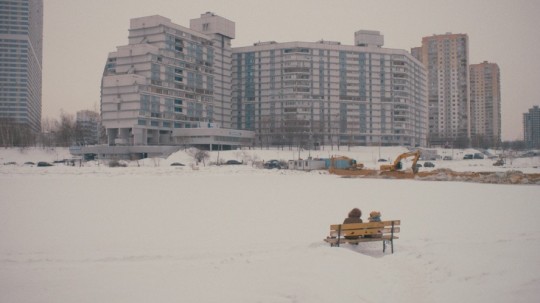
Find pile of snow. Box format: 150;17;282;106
0;147;72;164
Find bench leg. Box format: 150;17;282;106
336;225;342;247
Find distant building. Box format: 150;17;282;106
413;33;470;147
233;31;428;147
470;61;501;147
524;106;540;148
100;14;254;150
0;0;43;134
76;110;100;145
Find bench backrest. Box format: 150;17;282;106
329;220;400;238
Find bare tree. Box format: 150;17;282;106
54;112;76;147
187;147;210;166
0;118;35;147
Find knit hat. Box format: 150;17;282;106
369;211;381;218
348;208;361;218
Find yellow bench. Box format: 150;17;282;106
324;220;400;253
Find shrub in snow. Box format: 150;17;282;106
108;159;127;167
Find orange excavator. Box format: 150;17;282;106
380;150;421;174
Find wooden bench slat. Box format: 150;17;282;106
324;235;398;244
329;227;400;237
330;220;400;231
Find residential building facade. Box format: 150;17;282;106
100;14;253;148
101;15;427;149
524;106;540;148
470;61;501;147
233;31;428;148
412;33;470;147
0;0;43;134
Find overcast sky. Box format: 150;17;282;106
43;0;540;140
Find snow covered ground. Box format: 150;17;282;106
1;146;540;303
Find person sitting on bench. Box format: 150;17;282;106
365;211;382;238
343;208;363;239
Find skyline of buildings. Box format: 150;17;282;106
2;7;535;148
101;13;428;148
0;0;43;135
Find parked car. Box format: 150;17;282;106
415;163;422;168
463;154;473;160
423;162;435;168
263;159;282;169
443;156;453;160
377;159;388;162
520;151;539;158
225;160;242;165
473;153;484;159
170;162;185;166
37;161;53;167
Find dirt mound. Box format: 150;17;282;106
415;169;540;185
336;168;540;185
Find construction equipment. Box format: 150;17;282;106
328;156;365;175
380;150;421;174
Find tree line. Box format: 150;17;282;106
0;112;105;148
0;112;531;150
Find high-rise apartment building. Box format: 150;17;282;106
0;0;43;134
412;33;470;147
233;31;428;147
470;61;501;147
524;106;540;148
101;14;253;148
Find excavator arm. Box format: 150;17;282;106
380;150;421;173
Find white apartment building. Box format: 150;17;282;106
470;61;501;147
412;33;470;147
101;13;253;149
101;14;427;151
232;31;428;147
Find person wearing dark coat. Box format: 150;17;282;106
343;208;363;240
343;208;363;224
